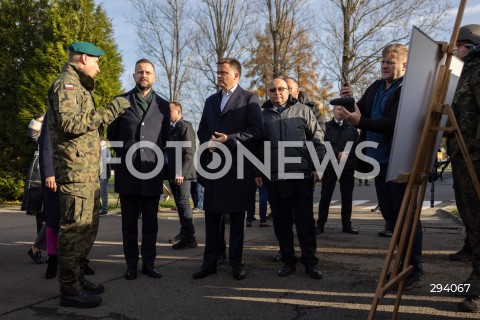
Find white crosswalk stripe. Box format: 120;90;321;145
314;200;446;211
330;200;369;209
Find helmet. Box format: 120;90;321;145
458;24;480;45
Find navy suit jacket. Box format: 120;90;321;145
107;89;170;196
197;85;264;212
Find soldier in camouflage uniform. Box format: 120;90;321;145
445;25;480;313
47;42;130;308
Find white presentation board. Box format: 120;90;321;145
387;27;464;181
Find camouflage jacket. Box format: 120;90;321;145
447;57;480;160
47;63;128;185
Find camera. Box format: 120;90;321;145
330;97;355;113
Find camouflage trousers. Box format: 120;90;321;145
57;182;100;295
452;156;480;294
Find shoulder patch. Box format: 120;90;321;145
64;84;74;90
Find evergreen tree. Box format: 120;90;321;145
0;0;123;200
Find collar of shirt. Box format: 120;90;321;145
335;119;343;126
275;103;287;113
381;76;403;91
222;84;238;97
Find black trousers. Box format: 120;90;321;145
317;168;354;229
203;211;244;268
120;194;160;267
267;179;318;266
169;180;195;239
375;164;423;273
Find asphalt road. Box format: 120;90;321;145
313;170;456;208
0;194;475;320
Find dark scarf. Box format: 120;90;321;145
134;87;154;116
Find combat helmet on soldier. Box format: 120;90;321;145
458;24;480;45
456;24;480;62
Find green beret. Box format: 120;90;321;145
68;41;104;57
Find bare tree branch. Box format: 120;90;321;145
315;0;453;95
129;0;192;101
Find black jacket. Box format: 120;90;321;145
297;91;325;133
355;79;403;172
324;119;359;170
166;119;196;180
107;89;170;195
38;114;60;228
259;98;325;180
197;85;264;212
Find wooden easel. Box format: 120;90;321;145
368;0;480;318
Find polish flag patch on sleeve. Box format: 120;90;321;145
64;84;74;90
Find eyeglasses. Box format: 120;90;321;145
268;87;288;93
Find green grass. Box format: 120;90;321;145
448;207;460;219
106;178;182;210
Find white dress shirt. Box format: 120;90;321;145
220;84;238;111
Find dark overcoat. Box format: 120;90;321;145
197;86;264;212
166;119;196;181
107;90;170;196
38;114;60;228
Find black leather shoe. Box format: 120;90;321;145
342;227;359;234
217;253;227;266
174;232;184;242
60;290;102;308
378;229;393;237
278;263;296;277
172;238;198;250
305;264;323;279
232;266;246;280
80;279;105;294
192;265;217;279
124;266;137;280
272;250;283;262
315;225;324;235
142;265;162;278
83;264;95;275
27;248;44;264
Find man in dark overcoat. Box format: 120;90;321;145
108;59;170;281
194;57;264;280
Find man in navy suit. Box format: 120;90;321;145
194;58;264;280
108;59;170;281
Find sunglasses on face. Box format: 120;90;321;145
268;87;288;93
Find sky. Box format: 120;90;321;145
94;0;479;90
94;0;137;89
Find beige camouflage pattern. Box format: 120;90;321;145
47;62;129;296
448;56;480;294
447;57;480;160
57;182;100;295
47;63;130;184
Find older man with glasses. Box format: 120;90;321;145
254;78;325;279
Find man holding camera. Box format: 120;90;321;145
340;43;424;291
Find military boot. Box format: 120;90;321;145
449;248;473;261
60;290;102;308
80;279;105;294
458;296;480;313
